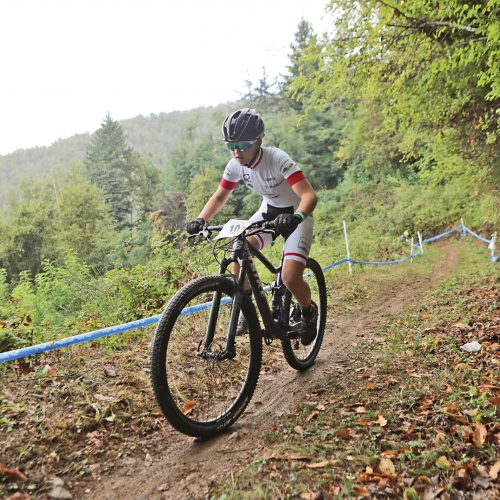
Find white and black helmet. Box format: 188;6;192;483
221;108;265;142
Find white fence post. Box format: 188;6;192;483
343;220;353;275
418;231;423;254
488;232;497;258
461;218;466;239
411;237;414;264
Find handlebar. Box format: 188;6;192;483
188;220;277;240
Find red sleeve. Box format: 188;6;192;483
286;171;306;186
220;179;238;190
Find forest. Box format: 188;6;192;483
1;0;500;354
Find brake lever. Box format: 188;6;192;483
188;227;213;241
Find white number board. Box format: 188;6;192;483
215;219;250;240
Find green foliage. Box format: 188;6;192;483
2;12;500;362
55;162;108;257
0;178;58;279
163;131;229;195
0;133;90;210
85;114;134;229
291;0;500;183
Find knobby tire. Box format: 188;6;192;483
281;258;327;370
150;276;262;437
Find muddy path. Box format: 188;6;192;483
90;244;459;500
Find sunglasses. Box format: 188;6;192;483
225;140;258;152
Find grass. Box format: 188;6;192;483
209;239;500;499
1;237;497;499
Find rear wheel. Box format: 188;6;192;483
150;276;262;437
281;258;327;370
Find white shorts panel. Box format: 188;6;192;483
247;202;313;263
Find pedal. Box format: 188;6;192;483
284;331;301;340
262;328;281;340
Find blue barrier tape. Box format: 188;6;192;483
421;225;463;243
0;223;495;363
0;315;160;363
350;249;421;266
464;226;491;244
322;258;350;272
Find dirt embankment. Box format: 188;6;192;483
88;244;459;500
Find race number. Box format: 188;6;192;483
215;219;250;240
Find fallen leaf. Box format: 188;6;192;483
306;460;332;468
89;463;100;478
182;400;196;415
435;455;452;470
452;322;471;330
380;450;397;457
0;464;27;481
294;425;304;435
94;394;120;403
422;399;434;410
490;397;500;405
359;473;381;483
364;383;377;390
378;415;387;426
5;493;30;500
336;428;354;440
262;452;310;461
356;418;373;426
327;483;340;495
489;460;500;479
378;457;395;475
474;423;487;447
377;477;389;489
306;411;319;422
355;406;367;413
315;404;325;411
352;485;370;497
144;453;153;467
43;364;57;377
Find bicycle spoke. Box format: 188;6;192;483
150;276;262;437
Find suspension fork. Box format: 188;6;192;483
201;257;246;360
202;257;232;351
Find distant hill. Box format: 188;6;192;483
0;102;240;209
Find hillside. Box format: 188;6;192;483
0;101;239;209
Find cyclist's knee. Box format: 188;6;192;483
282;266;305;290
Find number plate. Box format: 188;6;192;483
215;219;250;240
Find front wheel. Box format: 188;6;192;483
281;258;327;370
150;276;262;437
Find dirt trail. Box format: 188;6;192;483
91;244;460;500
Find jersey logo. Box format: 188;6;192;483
298;237;311;254
281;162;294;174
243;173;253;188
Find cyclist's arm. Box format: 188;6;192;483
291;179;318;217
198;185;233;222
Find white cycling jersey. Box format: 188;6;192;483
220;146;313;264
220;147;306;209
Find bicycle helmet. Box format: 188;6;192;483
221;108;265;142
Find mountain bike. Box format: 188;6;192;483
150;219;327;437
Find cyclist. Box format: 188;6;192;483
185;108;319;345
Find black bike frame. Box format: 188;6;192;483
199;233;285;360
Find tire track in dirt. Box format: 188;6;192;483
92;243;459;500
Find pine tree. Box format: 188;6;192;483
85;114;133;229
283;19;318;109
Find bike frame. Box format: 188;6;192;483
200;231;286;360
